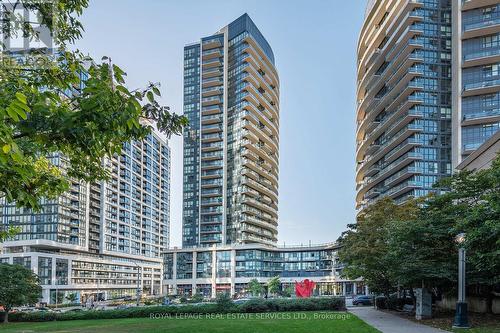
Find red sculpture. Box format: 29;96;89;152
295;279;316;298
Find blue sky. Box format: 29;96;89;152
77;0;366;246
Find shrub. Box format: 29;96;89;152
239;297;345;313
375;296;387;309
375;295;405;310
215;293;234;311
7;297;345;322
47;303;81;308
190;293;203;303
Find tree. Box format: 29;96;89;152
281;284;295;297
339;156;500;312
0;226;20;243
0;1;187;213
267;276;280;297
384;203;457;303
65;292;78;304
0;263;42;322
338;198;418;297
247;279;264;297
420;156;500;312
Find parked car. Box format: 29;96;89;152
66;308;84;312
353;295;373;306
233;298;252;305
35;307;51;312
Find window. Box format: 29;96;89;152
38;257;52;285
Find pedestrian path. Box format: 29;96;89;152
349;306;450;333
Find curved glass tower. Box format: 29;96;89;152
183;14;280;247
356;0;452;211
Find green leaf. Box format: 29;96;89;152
11;101;28;120
2;144;11;154
11;150;23;163
116;85;131;96
126;119;134;129
153;86;161;96
147;91;154;103
130;99;142;113
6;106;20;122
15;92;27;104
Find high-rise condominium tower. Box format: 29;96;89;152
182;14;280;247
356;0;453;211
0;131;170;303
452;0;500;168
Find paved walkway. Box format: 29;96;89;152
349;306;450;333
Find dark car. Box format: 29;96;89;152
66;308;84;312
353;295;373;306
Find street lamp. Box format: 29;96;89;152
453;233;469;329
134;263;142;307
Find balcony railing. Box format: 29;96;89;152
463;109;500;121
201;133;223;141
464;47;500;61
463;142;483;151
201;114;223;122
201;151;223;159
384;180;422;197
463;78;500;92
463;15;500;32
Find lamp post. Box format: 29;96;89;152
134;263;142;307
453;233;469;329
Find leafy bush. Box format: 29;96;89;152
7;297;345;322
190;293;203;303
215;293;234;311
46;303;81;308
375;295;406;310
375;296;387;309
239;297;345;313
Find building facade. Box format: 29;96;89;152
456;130;500;170
0;132;170;304
452;0;500;168
356;0;453;211
182;14;280;248
163;243;366;298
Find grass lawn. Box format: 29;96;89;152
0;311;380;333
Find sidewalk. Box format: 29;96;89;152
349;306;450;333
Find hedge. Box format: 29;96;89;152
6;297;345;322
239;297;345;313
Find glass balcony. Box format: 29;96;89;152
201;96;223;105
201;123;223;132
463;142;483;151
200;197;223;205
201;151;223;160
463;15;500;32
464;47;500;62
201;160;223;168
463;109;500;121
201;169;223;178
463;78;500;92
200;133;223;141
384;180;422;197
